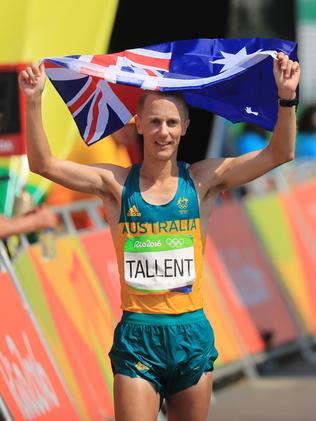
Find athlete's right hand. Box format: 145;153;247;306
18;63;46;99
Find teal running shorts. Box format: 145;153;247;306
109;309;218;400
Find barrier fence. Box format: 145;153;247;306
1;179;316;420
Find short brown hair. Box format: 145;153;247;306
137;91;189;119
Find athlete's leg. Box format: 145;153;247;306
114;374;160;421
166;372;213;421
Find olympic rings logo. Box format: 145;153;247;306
177;197;189;210
166;238;184;248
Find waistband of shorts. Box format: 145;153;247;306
121;309;206;326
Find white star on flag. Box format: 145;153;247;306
211;47;278;73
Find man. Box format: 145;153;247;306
19;51;299;421
0;177;57;240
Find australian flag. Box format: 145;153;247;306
42;38;298;145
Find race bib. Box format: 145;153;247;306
124;234;196;292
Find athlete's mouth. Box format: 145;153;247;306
155;140;171;146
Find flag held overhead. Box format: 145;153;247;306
42;38;298;145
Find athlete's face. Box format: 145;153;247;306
135;93;190;161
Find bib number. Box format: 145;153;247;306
124;234;195;292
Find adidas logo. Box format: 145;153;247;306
135;361;149;371
127;205;141;217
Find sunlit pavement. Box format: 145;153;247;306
208;356;316;421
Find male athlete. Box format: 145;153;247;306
19;51;300;421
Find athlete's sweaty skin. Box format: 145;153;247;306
19;52;300;421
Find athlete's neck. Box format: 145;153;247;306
140;158;178;183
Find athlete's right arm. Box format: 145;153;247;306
19;63;122;197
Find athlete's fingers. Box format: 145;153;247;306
276;51;285;60
291;61;300;74
19;70;30;83
30;62;41;77
25;65;41;84
276;52;289;73
24;66;36;84
39;62;46;75
19;69;35;86
285;60;294;79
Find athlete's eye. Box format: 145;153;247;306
168;119;179;127
150;118;160;125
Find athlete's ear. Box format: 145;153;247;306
135;114;143;135
181;119;190;136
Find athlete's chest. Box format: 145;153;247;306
140;178;178;206
120;162;199;224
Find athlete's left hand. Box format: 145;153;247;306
273;52;300;100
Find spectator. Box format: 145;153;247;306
0;207;58;239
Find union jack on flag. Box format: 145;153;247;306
42;38;298;145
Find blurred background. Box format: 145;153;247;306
1;1;316;420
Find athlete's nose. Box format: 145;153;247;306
158;121;169;137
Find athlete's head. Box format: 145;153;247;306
137;91;189;121
135;91;190;161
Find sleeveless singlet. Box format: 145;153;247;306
115;161;205;314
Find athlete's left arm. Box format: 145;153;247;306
192;52;300;195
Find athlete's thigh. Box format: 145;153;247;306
166;372;213;421
114;374;160;421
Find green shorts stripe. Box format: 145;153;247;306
121;308;205;325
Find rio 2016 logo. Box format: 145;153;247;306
134;239;161;248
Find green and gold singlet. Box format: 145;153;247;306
115;161;205;314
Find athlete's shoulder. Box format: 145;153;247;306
188;158;226;193
91;162;132;188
